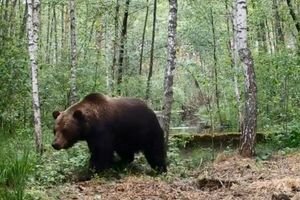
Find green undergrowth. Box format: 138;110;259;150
0;130;35;200
2;129;300;199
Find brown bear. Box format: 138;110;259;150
52;93;167;173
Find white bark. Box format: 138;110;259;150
27;0;42;154
235;0;247;50
69;0;77;104
162;0;177;147
235;0;257;157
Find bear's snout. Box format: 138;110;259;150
52;142;61;150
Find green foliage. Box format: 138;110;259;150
0;133;35;200
1;0;300;198
0;39;30;133
267;127;300;149
33;142;89;185
255;50;300;131
165;134;213;179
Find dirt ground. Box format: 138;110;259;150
57;152;300;200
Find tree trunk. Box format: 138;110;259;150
265;19;275;54
162;0;177;148
116;0;130;95
235;0;257;157
139;0;149;75
111;0;119;88
26;0;43;154
145;0;157;100
286;0;300;53
69;0;78;104
286;0;300;33
210;7;222;126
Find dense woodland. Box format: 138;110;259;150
0;0;300;199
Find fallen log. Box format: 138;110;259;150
171;132;266;149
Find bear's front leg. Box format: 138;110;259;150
89;151;113;172
87;138;114;173
86;127;115;172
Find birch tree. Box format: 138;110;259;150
27;0;42;154
69;0;78;104
235;0;258;157
162;0;177;147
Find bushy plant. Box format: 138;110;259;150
33;142;90;185
266;122;300;149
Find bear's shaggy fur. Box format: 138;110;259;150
52;93;167;172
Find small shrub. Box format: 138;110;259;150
268;128;300;149
33;142;89;185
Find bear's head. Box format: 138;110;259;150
52;110;86;150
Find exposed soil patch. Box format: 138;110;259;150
195;178;237;191
55;152;300;200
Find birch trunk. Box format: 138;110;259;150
27;0;42;154
235;0;257;157
162;0;177;148
69;0;77;104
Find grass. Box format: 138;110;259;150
1;129;300;199
0;132;35;200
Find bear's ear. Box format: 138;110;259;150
73;110;85;121
52;111;61;119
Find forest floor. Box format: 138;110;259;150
50;152;300;200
